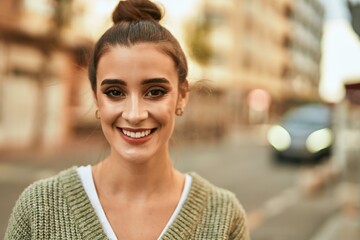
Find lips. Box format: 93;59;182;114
118;128;156;143
122;129;152;139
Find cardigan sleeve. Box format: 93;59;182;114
229;194;250;240
4;187;32;240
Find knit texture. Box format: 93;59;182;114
4;167;249;240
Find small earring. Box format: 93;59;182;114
175;107;184;116
95;109;100;119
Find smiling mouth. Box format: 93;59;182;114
120;128;157;139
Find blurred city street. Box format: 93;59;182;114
1;127;359;239
1;0;360;239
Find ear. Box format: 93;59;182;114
177;80;189;109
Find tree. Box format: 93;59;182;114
185;16;213;67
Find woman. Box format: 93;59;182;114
5;0;249;239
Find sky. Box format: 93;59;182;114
320;0;360;103
321;0;351;20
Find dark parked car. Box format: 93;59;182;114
267;103;334;163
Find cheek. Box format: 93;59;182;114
161;105;175;121
98;100;121;123
148;100;176;123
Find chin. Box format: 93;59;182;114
112;147;160;165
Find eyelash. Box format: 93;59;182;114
145;88;167;98
103;87;168;99
104;88;124;98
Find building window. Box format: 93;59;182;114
205;11;226;26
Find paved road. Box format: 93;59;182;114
172;134;340;240
0;129;341;239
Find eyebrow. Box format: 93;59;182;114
100;78;170;86
101;79;126;86
142;78;170;85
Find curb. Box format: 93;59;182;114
297;161;341;196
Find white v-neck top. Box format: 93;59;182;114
76;165;192;240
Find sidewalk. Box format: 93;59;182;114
310;212;360;240
309;157;360;240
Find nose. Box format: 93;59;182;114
121;95;148;125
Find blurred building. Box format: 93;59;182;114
187;0;324;126
289;0;324;99
0;0;92;150
0;0;325;150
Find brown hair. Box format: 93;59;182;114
88;0;188;92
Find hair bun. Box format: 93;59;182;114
112;0;163;24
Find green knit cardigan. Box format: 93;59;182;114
4;167;249;240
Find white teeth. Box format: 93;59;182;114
122;129;152;139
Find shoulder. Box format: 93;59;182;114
20;166;79;198
188;172;247;217
11;166;80;216
4;167;81;239
186;173;249;239
189;172;242;204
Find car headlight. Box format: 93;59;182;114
305;128;333;153
267;125;291;151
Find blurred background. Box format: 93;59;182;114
0;0;360;239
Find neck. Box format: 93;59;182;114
92;150;182;200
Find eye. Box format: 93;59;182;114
104;88;125;98
146;88;167;98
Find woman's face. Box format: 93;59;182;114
95;43;187;163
